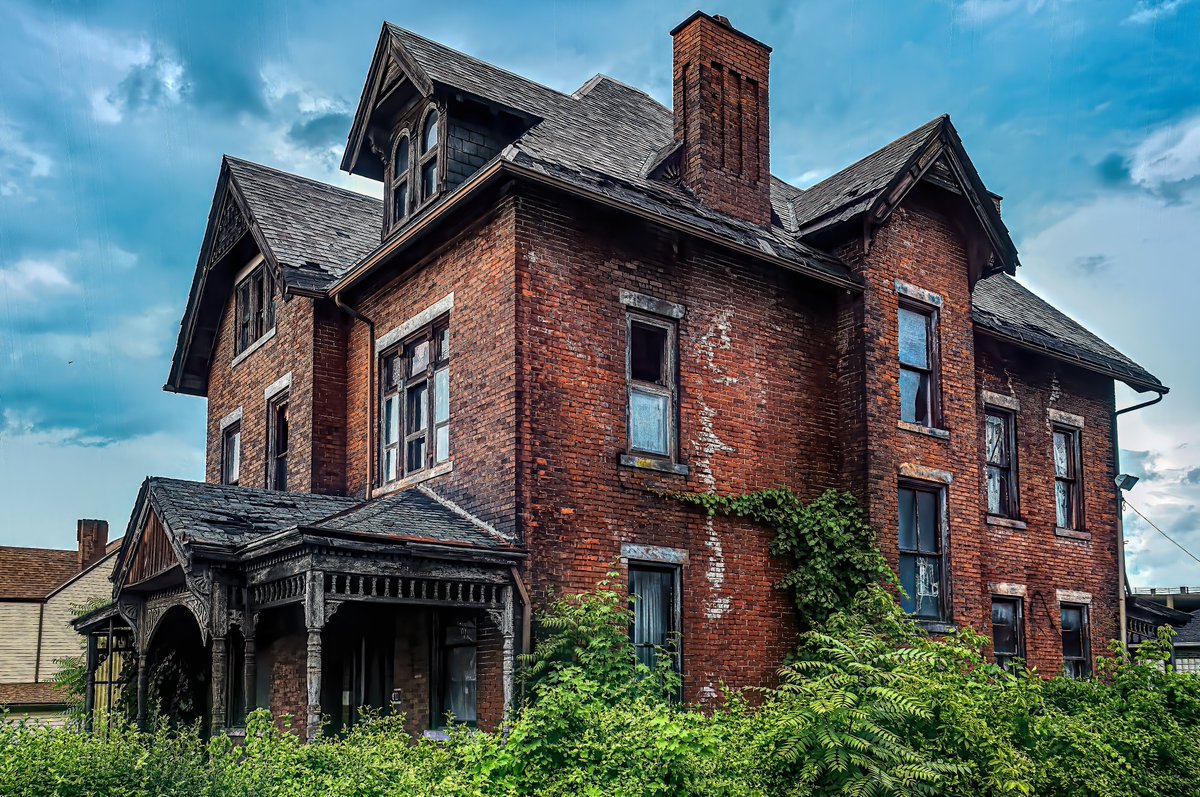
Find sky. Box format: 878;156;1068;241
0;0;1198;586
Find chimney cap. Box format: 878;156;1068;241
669;11;773;52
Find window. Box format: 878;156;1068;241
434;617;476;726
898;303;938;426
1053;427;1082;529
267;392;289;491
221;422;241;486
380;320;450;483
390;133;410;225
898;485;945;619
418;108;440;203
234;265;275;355
1061;603;1091;678
627;314;677;459
991;596;1025;671
985;408;1018;517
629;564;679;672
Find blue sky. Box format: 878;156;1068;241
0;0;1198;585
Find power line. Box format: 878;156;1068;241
1124;499;1200;570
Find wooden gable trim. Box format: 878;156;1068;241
114;490;190;593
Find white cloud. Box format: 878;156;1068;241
0;257;76;300
0;119;53;197
1128;113;1200;190
1127;0;1192;24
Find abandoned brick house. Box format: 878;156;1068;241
73;12;1167;738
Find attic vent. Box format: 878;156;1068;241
646;142;683;185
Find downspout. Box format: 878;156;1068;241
334;294;376;500
33;603;45;682
1113;390;1166;651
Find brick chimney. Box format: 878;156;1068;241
671;12;772;226
77;519;108;572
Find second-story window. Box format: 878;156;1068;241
267;392;289;491
380;320;450;483
419;108;440;204
222;422;241;486
898;484;945;619
234;265;275;356
391;133;410;225
627;313;677;460
898;303;938;427
985;408;1018;517
1053;427;1082;529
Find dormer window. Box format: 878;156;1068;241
390;133;410;225
419;108;440;203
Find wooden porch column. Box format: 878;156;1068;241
304;571;325;741
83;632;97;732
210;635;227;735
135;653;149;731
243;617;257;715
489;586;517;724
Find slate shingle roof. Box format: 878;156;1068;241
972;274;1163;391
225;157;382;293
0;547;79;600
1175;611;1200;646
142;477;510;552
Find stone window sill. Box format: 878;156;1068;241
619;454;688;476
1055;526;1091;541
231;326;276;368
374;461;453;497
915;619;957;635
986;515;1027;531
897;420;950;440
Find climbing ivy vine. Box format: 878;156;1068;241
672;488;892;629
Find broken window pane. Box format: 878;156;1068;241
986;415;1007;463
898;307;929;368
899;367;929;424
1053;431;1069;477
899;554;941;619
631;323;667;383
630;389;668;455
409;340;430;376
898;486;944;619
1056;482;1072;528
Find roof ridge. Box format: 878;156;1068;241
0;544;75;556
223;155;382;206
574;73;668;111
415;484;514;543
385;22;575;103
795;114;946;199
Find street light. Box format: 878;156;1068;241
1116;473;1140;492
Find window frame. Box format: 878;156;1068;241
221;421;241;486
897;481;949;621
627;561;681;675
388;129;412;229
233;264;275;356
897;299;940;428
990;595;1026;672
985;407;1019;518
266;391;289;491
415;104;442;209
625;311;679;462
1053;425;1084;530
431;613;477;728
378;316;450;485
1061;602;1092;678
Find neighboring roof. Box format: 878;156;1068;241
225;157;383;294
0;682;65;708
973;274;1165;392
0;547;78;600
312;487;509;549
1171;610;1200;646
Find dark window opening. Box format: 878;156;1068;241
898;303;937;426
267;393;289;491
419;109;440;203
629;564;679;673
991;596;1025;672
434;616;477;727
1053;427;1082;529
222;422;241;486
234;265;275;356
986;408;1018;517
224;629;246;728
380;319;450;483
627;315;677;459
391;134;410;225
1062;603;1091;678
898;484;945;619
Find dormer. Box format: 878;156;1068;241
341;23;562;240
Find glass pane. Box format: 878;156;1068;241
444;646;476;723
407;438;426;472
394;136;409;174
899;554;917;614
898;307;929;368
392;182;408;223
899;368;922;424
434;368;449;424
383;396;400;445
423;111;439;153
914;556;941;618
631;567;673;669
422;161;437;198
409;340;430;375
986;414;1007;465
917;490;938;553
987;466;1002;514
630;323;667;383
435;425;450;464
407;383;428;433
992;600;1017;655
898;489;916;550
436;326;450;362
1061;605;1080;632
1062;629;1083;659
630;389;668;455
1056;481;1072;528
383;447;397;483
1053;431;1069;477
384;353;402;390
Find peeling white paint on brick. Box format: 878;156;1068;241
696;307;736;386
704;516;731;621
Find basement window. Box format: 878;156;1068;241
991;596;1025;672
267;392;289;491
985;408;1019;518
898;302;939;427
1061;603;1091;678
627;313;677;460
898;484;946;620
234;265;275;356
1053;427;1083;529
380;319;450;483
221;422;241;486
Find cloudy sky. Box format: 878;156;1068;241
0;0;1197;586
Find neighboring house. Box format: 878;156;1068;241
1127;587;1200;671
76;12;1166;739
1;521;117;723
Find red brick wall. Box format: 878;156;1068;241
265;631;306;734
514;188;842;701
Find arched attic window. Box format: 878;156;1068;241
391;132;410;225
419;107;440;203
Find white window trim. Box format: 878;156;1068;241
620;289;685;319
219;407;243;431
1056;589;1093;605
989;582;1027;597
982;390;1020;411
895;279;944;307
621;543;688;565
264;372;292;401
898;462;953;484
375;293;454;353
1048;408;1085;428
